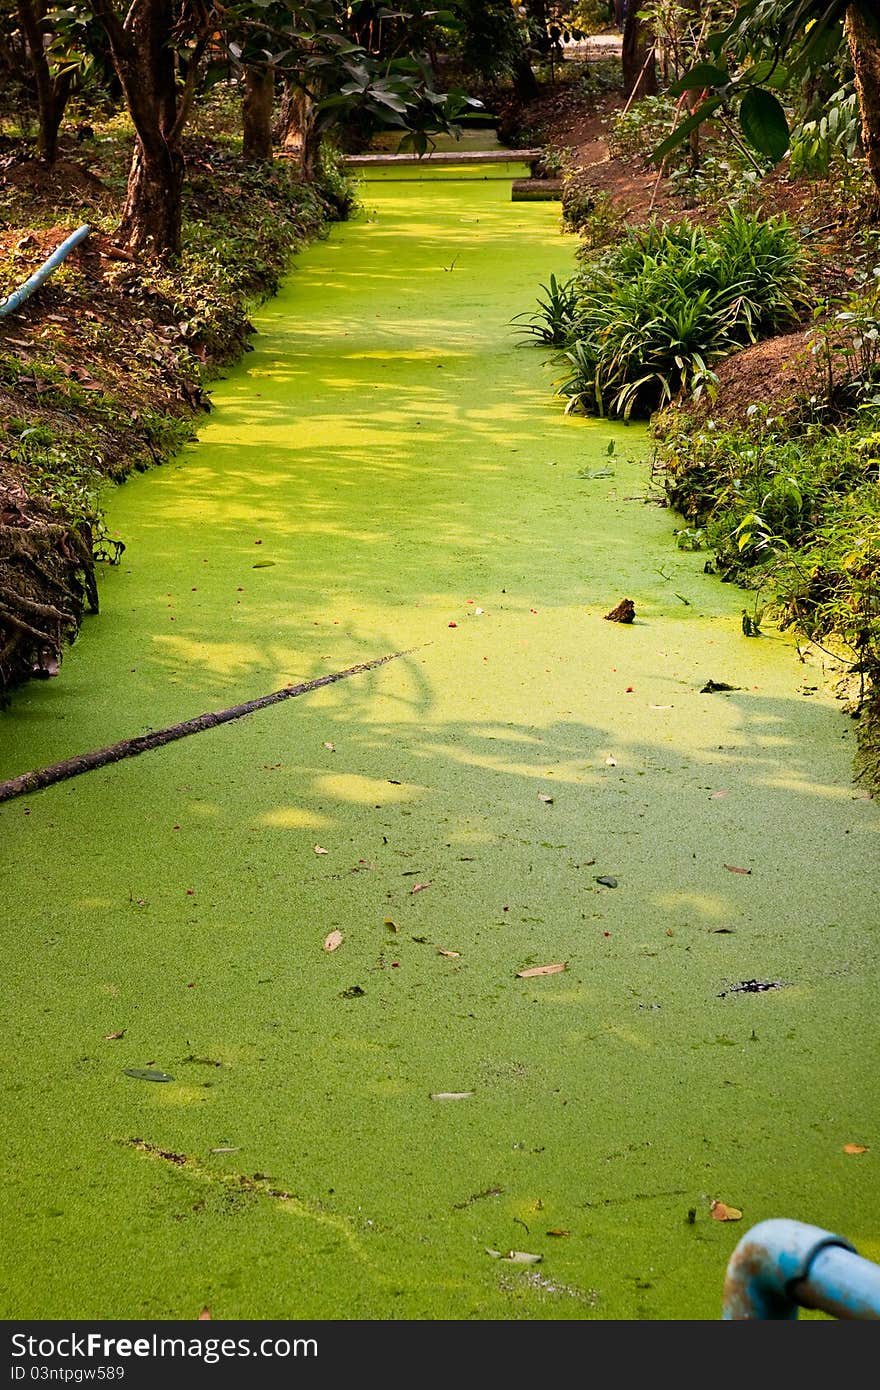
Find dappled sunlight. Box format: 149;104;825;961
312;773;419;804
256;806;332;829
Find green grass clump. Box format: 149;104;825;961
520;210;808;420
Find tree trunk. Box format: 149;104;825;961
512;52;540;103
279;82;318;179
91;0;187;259
242;66;275;161
846;4;880;199
622;5;658;100
116;137;183;257
16;0;73;163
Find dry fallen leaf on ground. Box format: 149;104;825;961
710;1200;743;1221
323;930;343;952
517;963;566;978
843;1143;869;1155
437;948;460;958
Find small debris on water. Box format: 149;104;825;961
595;875;618;888
717;979;786;998
701;680;740;693
604;598;635;623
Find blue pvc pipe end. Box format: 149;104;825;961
722;1218;858;1319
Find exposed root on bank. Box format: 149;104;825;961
0;488;102;696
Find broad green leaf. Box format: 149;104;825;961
739;88;790;162
653;96;724;162
668;63;730;95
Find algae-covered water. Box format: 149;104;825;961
1;166;878;1321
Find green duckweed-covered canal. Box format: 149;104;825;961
1;164;878;1321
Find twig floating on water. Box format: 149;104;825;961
0;647;418;805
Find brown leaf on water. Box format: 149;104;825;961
537;793;554;804
103;1030;125;1040
314;844;329;855
323;930;343;952
198;1307;211;1320
710;1200;743;1221
709;790;728;799
437;948;460;958
411;881;432;894
723;864;752;875
323;741;336;752
843;1143;869;1155
517;962;566;978
384;917;400;933
546;1228;570;1238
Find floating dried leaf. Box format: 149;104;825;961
709;790;728;799
411;881;432;894
517;963;566;978
314;844;329;855
437;948;460;958
843;1143;869;1155
123;1068;174;1082
323;930;344;952
605;755;617;767
710;1200;743;1222
430;1091;474;1101
340;984;365;999
103;1030;125;1041
546;1228;570;1238
210;1146;240;1154
538;793;554;804
323;741;336;752
198;1308;211;1320
723;865;751;875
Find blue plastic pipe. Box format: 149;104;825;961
0;224;91;318
722;1218;880;1319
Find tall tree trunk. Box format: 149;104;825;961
90;0;199;259
622;4;658;100
16;0;73;163
242;65;275;160
279;82;318;178
846;4;880;198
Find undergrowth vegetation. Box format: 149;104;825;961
0;112;354;695
519;210;807;419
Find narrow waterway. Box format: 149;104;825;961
1;164;877;1321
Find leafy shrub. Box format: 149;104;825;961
534;210;807;419
511;273;580;346
607;95;686;168
653;407;880;686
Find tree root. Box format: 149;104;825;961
0;647;418;804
